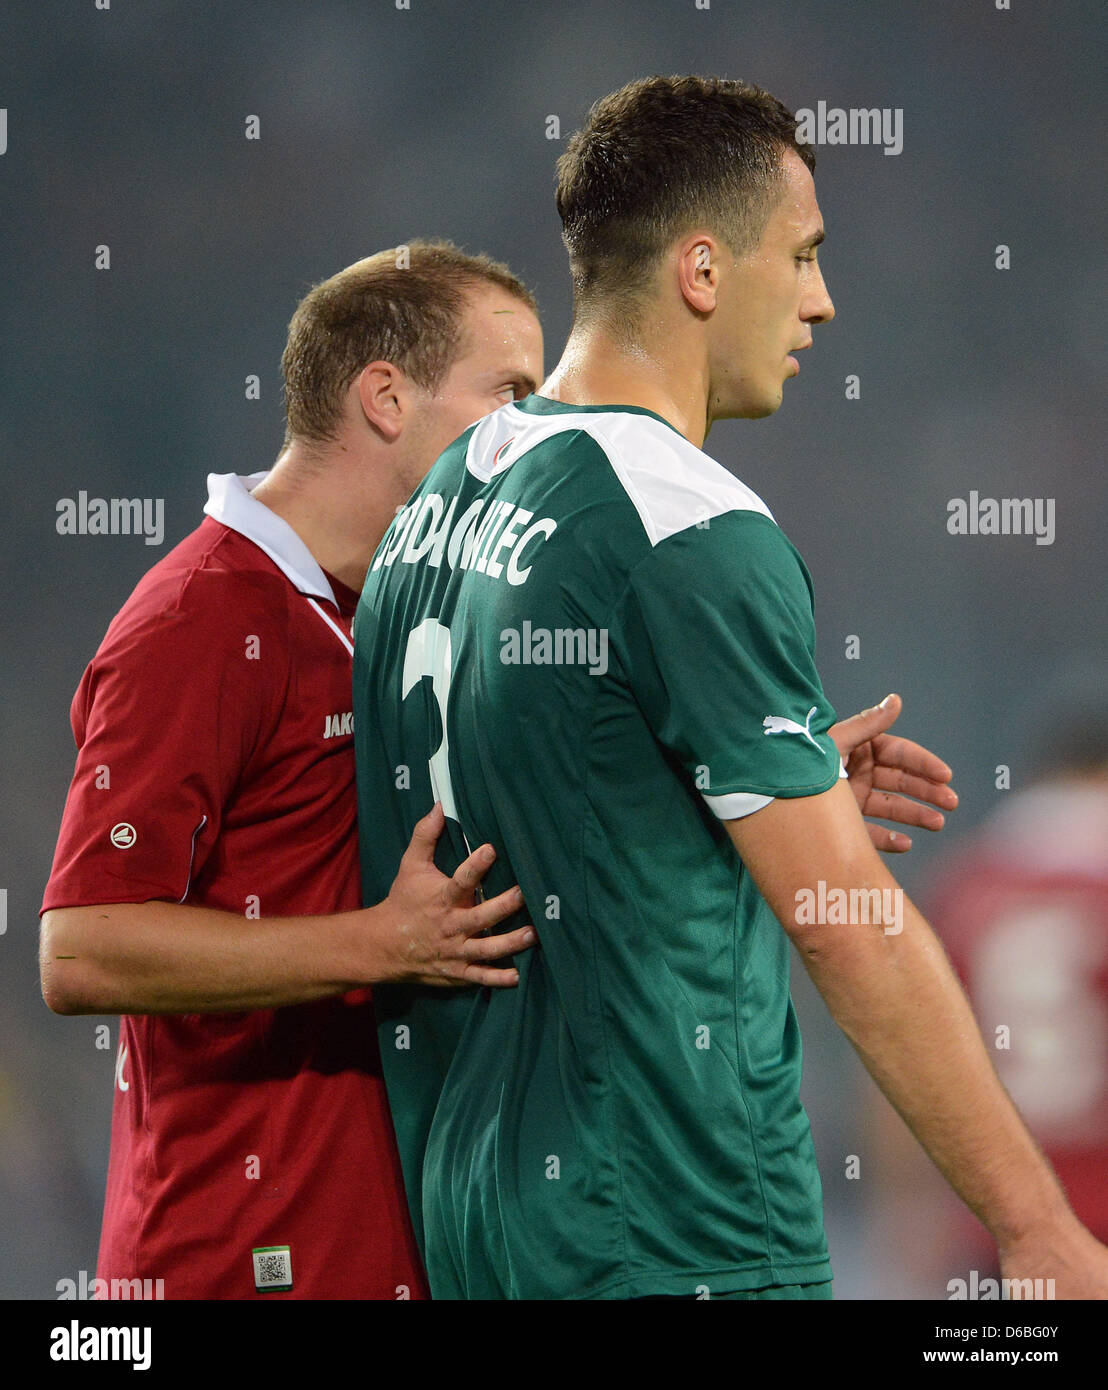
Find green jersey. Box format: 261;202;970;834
353;394;845;1299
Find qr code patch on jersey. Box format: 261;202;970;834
252;1245;293;1293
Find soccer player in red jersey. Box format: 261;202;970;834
39;242;545;1299
928;681;1108;1278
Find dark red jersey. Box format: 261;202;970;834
42;471;428;1299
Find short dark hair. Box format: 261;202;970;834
555;75;815;323
281;239;538;446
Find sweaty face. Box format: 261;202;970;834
405;285;543;484
711;148;834;419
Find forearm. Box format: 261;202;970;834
795;885;1073;1248
40;899;389;1014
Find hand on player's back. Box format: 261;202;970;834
377;803;536;988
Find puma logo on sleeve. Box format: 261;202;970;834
763;706;825;753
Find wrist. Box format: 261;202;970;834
343;899;405;986
989;1181;1075;1254
330;903;383;988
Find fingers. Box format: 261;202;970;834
459;964;521;989
464;924;537;961
457;925;537;988
863;788;948;831
870;762;958;810
867;822;912;854
871;733;954;789
448;841;498;900
463;883;526;933
401;802;446;865
428;923;536;990
832;693;902;754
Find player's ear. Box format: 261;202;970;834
676;235;719;314
355;361;410;442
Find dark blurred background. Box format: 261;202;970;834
2;0;1104;1300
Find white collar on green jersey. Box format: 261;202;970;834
468;397;774;548
203;471;338;607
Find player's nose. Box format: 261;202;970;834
804;265;835;325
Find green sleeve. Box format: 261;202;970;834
614;510;843;814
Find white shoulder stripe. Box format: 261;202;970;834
466;403;774;546
581;411;774;546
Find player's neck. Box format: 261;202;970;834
253;444;394;595
541;321;710;449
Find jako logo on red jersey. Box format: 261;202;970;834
323;712;354;739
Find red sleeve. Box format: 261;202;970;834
42;567;288;912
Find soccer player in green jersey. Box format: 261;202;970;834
353;76;1108;1299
